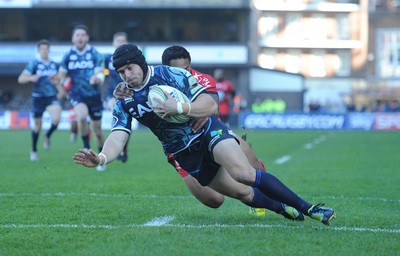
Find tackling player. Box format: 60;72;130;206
161;45;269;216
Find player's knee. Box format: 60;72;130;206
228;188;253;205
251;159;266;172
232;168;256;186
202;195;224;209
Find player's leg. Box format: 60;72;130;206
213;138;335;224
43;101;62;150
168;154;224;208
182;174;224;208
68;108;78;142
87;97;106;171
213;138;308;208
234;133;266;216
208;166;304;221
90;119;106;171
30;115;42;161
235;134;266;172
74;103;91;149
90;119;105;151
30;97;44;161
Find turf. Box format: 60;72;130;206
0;129;399;255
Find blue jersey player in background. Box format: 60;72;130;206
104;31;129;163
73;44;336;226
58;24;107;171
18;39;62;161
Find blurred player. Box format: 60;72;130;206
104;32;129;162
214;68;235;127
18;39;62;161
57;24;106;171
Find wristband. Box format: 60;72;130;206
186;103;192;115
177;102;183;114
98;153;107;166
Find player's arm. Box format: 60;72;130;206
90;68;105;85
56;69;68;99
113;82;133;99
90;52;105;85
157;92;218;119
73;130;129;167
187;93;218;118
189;92;219;132
18;70;38;84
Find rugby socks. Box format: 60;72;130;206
253;170;312;214
82;134;90;149
46;124;58;139
246;187;284;213
32;131;39;152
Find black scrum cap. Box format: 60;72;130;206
113;43;148;80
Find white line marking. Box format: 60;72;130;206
304;143;313;149
0;223;398;234
304;135;327;149
0;193;190;199
0;193;398;203
275;155;291;165
143;216;175;226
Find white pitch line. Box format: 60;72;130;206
275;155;291;165
0;223;399;234
143;216;175;226
304;143;313;149
0;192;191;199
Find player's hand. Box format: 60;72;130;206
50;75;60;85
190;117;208;133
89;74;100;85
73;149;100;168
57;89;67;100
113;82;133;100
152;93;178;118
30;75;40;83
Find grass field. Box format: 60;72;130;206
0;129;399;255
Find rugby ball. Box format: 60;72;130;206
148;85;191;123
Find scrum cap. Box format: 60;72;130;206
112;43;148;79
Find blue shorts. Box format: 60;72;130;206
32;95;61;118
168;116;238;186
69;95;103;121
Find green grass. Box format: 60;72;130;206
0;129;399;255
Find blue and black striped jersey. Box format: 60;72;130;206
22;58;59;97
59;45;104;98
112;65;209;155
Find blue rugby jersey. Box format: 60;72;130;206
112;65;208;155
23;58;59;97
104;53;123;99
59;45;104;98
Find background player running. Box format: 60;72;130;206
57;24;106;171
18;39;62;161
